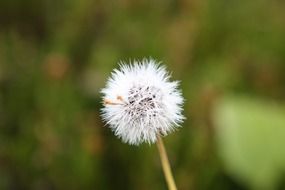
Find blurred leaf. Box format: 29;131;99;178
213;96;285;189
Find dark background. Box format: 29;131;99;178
1;0;285;189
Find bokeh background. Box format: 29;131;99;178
1;0;285;189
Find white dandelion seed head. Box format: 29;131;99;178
100;59;185;145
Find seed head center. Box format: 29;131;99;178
126;85;162;119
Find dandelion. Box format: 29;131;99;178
101;58;185;190
101;59;184;145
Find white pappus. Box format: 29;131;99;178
100;59;185;145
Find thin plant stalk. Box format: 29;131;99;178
156;136;177;190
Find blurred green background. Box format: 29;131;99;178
1;0;285;189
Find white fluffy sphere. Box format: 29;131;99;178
101;59;185;145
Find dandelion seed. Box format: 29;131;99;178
100;59;185;145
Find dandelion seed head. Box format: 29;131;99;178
101;59;185;145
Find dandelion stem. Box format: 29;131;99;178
156;136;177;190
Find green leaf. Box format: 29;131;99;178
213;96;285;189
